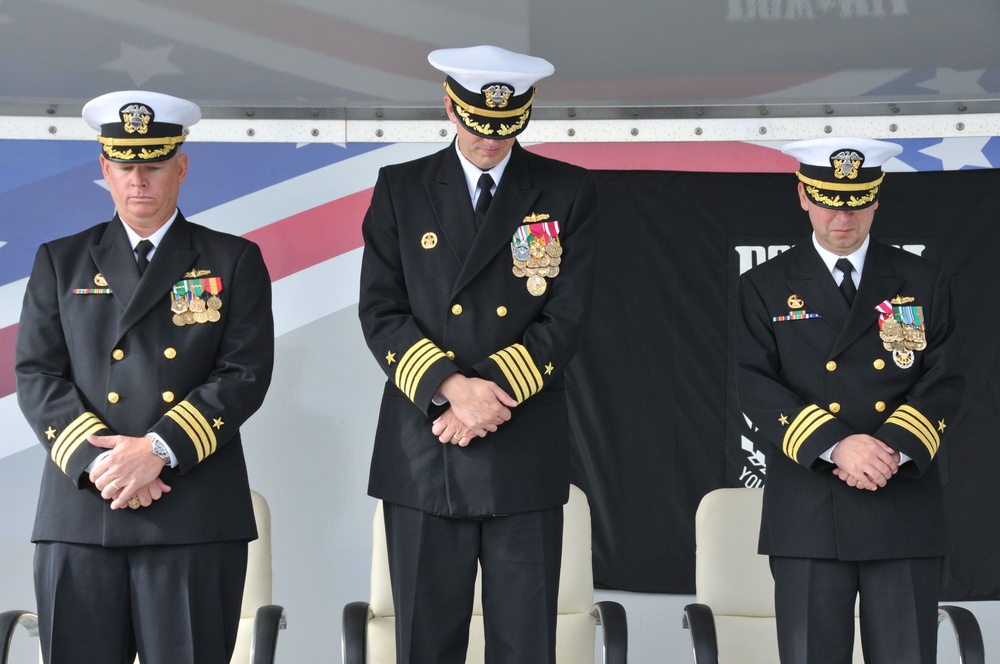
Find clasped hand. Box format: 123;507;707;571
831;434;900;491
431;374;517;446
87;434;171;510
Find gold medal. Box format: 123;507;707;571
547;265;560;278
182;311;196;325
189;298;207;313
879;318;902;343
893;349;914;369
194;311;209;324
545;242;563;258
549;256;561;266
512;266;527;278
206;296;222;311
526;276;547;296
171;298;188;314
526;256;540;268
207;309;221;323
172;314;186;326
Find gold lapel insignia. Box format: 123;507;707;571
183;269;212;279
787;294;804;309
94;273;108;287
421;232;438;249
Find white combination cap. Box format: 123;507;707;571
82;90;201;162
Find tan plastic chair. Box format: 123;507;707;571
1;489;285;664
682;488;984;664
342;484;628;663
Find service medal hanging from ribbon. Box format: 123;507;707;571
170;276;224;326
875;295;926;369
511;213;562;296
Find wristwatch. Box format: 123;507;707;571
149;434;171;464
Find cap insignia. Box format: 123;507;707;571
831;150;863;180
482;83;513;109
120;104;152;135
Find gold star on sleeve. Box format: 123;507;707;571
544;362;554;375
385;351;396;365
938;419;947;433
213;417;225;430
778;414;789;426
45;426;57;440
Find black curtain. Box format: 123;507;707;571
568;168;1000;599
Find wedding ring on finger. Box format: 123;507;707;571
107;480;121;492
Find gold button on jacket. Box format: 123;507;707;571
107;392;120;404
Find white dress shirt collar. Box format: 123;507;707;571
120;210;178;262
811;232;869;286
453;141;512;205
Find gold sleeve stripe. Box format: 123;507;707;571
783;405;834;463
489;344;543;403
51;412;106;473
886;405;940;458
165;401;217;462
395;338;447;402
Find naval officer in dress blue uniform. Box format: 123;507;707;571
15;90;274;664
359;45;599;663
735;137;965;664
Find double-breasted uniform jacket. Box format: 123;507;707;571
15;213;274;546
736;239;964;561
359;141;598;518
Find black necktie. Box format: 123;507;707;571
475;173;494;228
136;239;154;275
835;257;856;305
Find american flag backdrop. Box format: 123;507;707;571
1;134;998;464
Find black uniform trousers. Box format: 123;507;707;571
771;555;942;664
34;540;248;664
383;502;563;664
